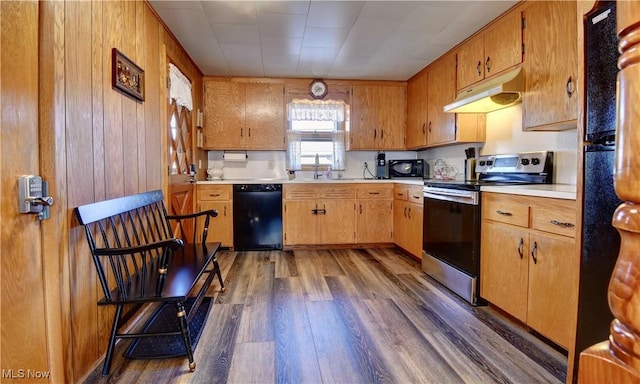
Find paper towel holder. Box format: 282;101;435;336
223;150;248;162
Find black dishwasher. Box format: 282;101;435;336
233;184;283;251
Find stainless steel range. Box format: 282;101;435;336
422;151;553;305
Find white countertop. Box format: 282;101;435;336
480;184;577;200
197;178;424;185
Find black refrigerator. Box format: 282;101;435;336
572;2;621;380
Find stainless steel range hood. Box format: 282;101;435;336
443;67;522;114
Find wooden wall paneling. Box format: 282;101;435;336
66;1;101;381
135;1;147;193
91;0;106;204
122;0;139;196
0;0;50;379
103;0;124;200
144;4;162;192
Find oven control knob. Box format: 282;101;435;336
486;160;493;166
531;158;540;165
479;160;486;166
521;158;530;166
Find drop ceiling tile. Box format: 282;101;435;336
306;1;364;28
212;24;260;45
257;1;310;15
358;1;418;20
150;1;204;10
201;1;257;25
258;13;307;38
221;44;263;65
337;40;379;58
298;46;340;63
261;36;303;56
263;54;300;77
398;3;463;34
302;27;350;48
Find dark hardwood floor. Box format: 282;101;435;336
84;247;567;383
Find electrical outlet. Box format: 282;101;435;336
267;160;274;169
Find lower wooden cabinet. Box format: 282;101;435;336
480;192;578;349
283;184;356;245
356;184;393;243
393;184;424;258
197;184;233;247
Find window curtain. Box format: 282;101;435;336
286;99;346;171
287;99;345;121
169;63;193;111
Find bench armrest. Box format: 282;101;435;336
93;238;184;256
165;209;218;221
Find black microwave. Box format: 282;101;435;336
388;159;427;178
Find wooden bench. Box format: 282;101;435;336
74;190;224;375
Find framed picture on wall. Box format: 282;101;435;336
112;48;144;102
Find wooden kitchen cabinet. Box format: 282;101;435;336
283;184;356;245
457;9;523;90
197;184;233;247
203;80;285;149
350;84;406;150
522;0;578;131
406;55;486;149
355;184;394;244
393;184;423;258
480;192;578;349
427;53;457;146
406;71;428;149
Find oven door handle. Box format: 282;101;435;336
423;191;478;205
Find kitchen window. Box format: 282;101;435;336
286;99;347;171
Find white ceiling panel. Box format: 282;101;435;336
149;0;519;81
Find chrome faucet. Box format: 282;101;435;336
314;153;321;179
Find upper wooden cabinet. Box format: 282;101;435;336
456;10;523;91
522;0;578;131
427;53;457;146
406;53;485;149
350;84;406;150
203;80;285;150
406;72;428;149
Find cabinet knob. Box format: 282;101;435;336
496;210;513;216
550;219;575;228
485;56;491;73
476;61;482;76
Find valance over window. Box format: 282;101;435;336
169;63;193;111
287;99;345;122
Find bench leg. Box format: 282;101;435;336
213;257;225;292
102;304;123;376
176;301;196;371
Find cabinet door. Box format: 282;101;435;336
406;73;428;149
283;200;317;245
357;200;393;243
483;10;522;78
455;114;486;143
203;81;245;149
318;200;356;244
405;202;423;258
198;201;233;247
480;221;529;322
526;232;577;348
377;85;406;150
522;1;577;130
245;83;285;150
350;85;378;149
427;54;457;146
393;200;408;250
456;33;485;90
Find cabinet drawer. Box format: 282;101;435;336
407;185;424;205
284;184;355;200
530;199;577;238
198;185;232;201
483;193;529;227
356;184;393;199
394;184;409;201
